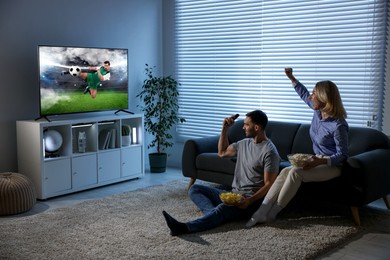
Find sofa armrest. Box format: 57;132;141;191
345;148;390;203
182;135;220;179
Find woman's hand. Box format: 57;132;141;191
285;67;297;83
302;155;327;170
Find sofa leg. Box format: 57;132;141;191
187;178;196;191
383;196;390;209
350;206;361;226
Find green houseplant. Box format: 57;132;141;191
137;64;185;173
121;124;132;146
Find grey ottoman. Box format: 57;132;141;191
0;172;36;215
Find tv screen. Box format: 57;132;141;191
38;45;128;117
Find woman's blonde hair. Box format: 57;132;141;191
314;80;347;119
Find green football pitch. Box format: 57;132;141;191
41;90;128;115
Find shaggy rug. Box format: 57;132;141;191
0;179;387;260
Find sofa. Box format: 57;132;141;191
182;119;390;225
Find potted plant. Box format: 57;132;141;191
121;124;132;146
137;64;185;173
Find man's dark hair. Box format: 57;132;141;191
104;60;110;66
246;110;268;130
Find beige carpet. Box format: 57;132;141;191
0;179;387;260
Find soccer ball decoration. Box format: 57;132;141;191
69;66;81;76
43;129;63;153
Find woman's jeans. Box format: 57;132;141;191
186;184;262;233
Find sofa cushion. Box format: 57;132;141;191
290;124;390;157
228;120;302;161
196;153;236;175
228;119;246;143
291;124;315;156
266;121;301;160
348;127;390;156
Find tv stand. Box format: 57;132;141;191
17;114;144;199
34;115;51;122
115;109;134;115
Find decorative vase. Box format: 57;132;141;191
148;153;167;173
121;135;131;146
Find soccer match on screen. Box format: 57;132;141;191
38;46;129;116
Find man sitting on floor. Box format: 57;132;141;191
162;109;280;235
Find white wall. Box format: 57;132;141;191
0;0;163;172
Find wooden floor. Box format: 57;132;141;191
3;168;390;259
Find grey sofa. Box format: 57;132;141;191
182;119;390;225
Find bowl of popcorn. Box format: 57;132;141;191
220;192;243;205
287;153;312;167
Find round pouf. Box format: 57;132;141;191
0;172;36;216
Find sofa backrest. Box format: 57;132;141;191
228;120;302;160
291;124;390;157
228;119;390;160
291;124;314;157
228;119;246;143
266;121;301;160
348;126;390;156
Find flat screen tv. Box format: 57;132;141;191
38;45;129;117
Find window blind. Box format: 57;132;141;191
175;0;388;139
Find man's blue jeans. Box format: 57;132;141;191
186;184;263;233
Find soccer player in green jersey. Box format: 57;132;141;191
79;60;111;99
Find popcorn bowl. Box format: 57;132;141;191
287;153;312;167
220;192;243;205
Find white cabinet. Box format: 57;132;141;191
121;146;142;178
72;154;97;189
98;150;121;183
44;158;71;195
16;114;144;199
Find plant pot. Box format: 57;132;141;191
148;153;167;173
121;135;131;146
